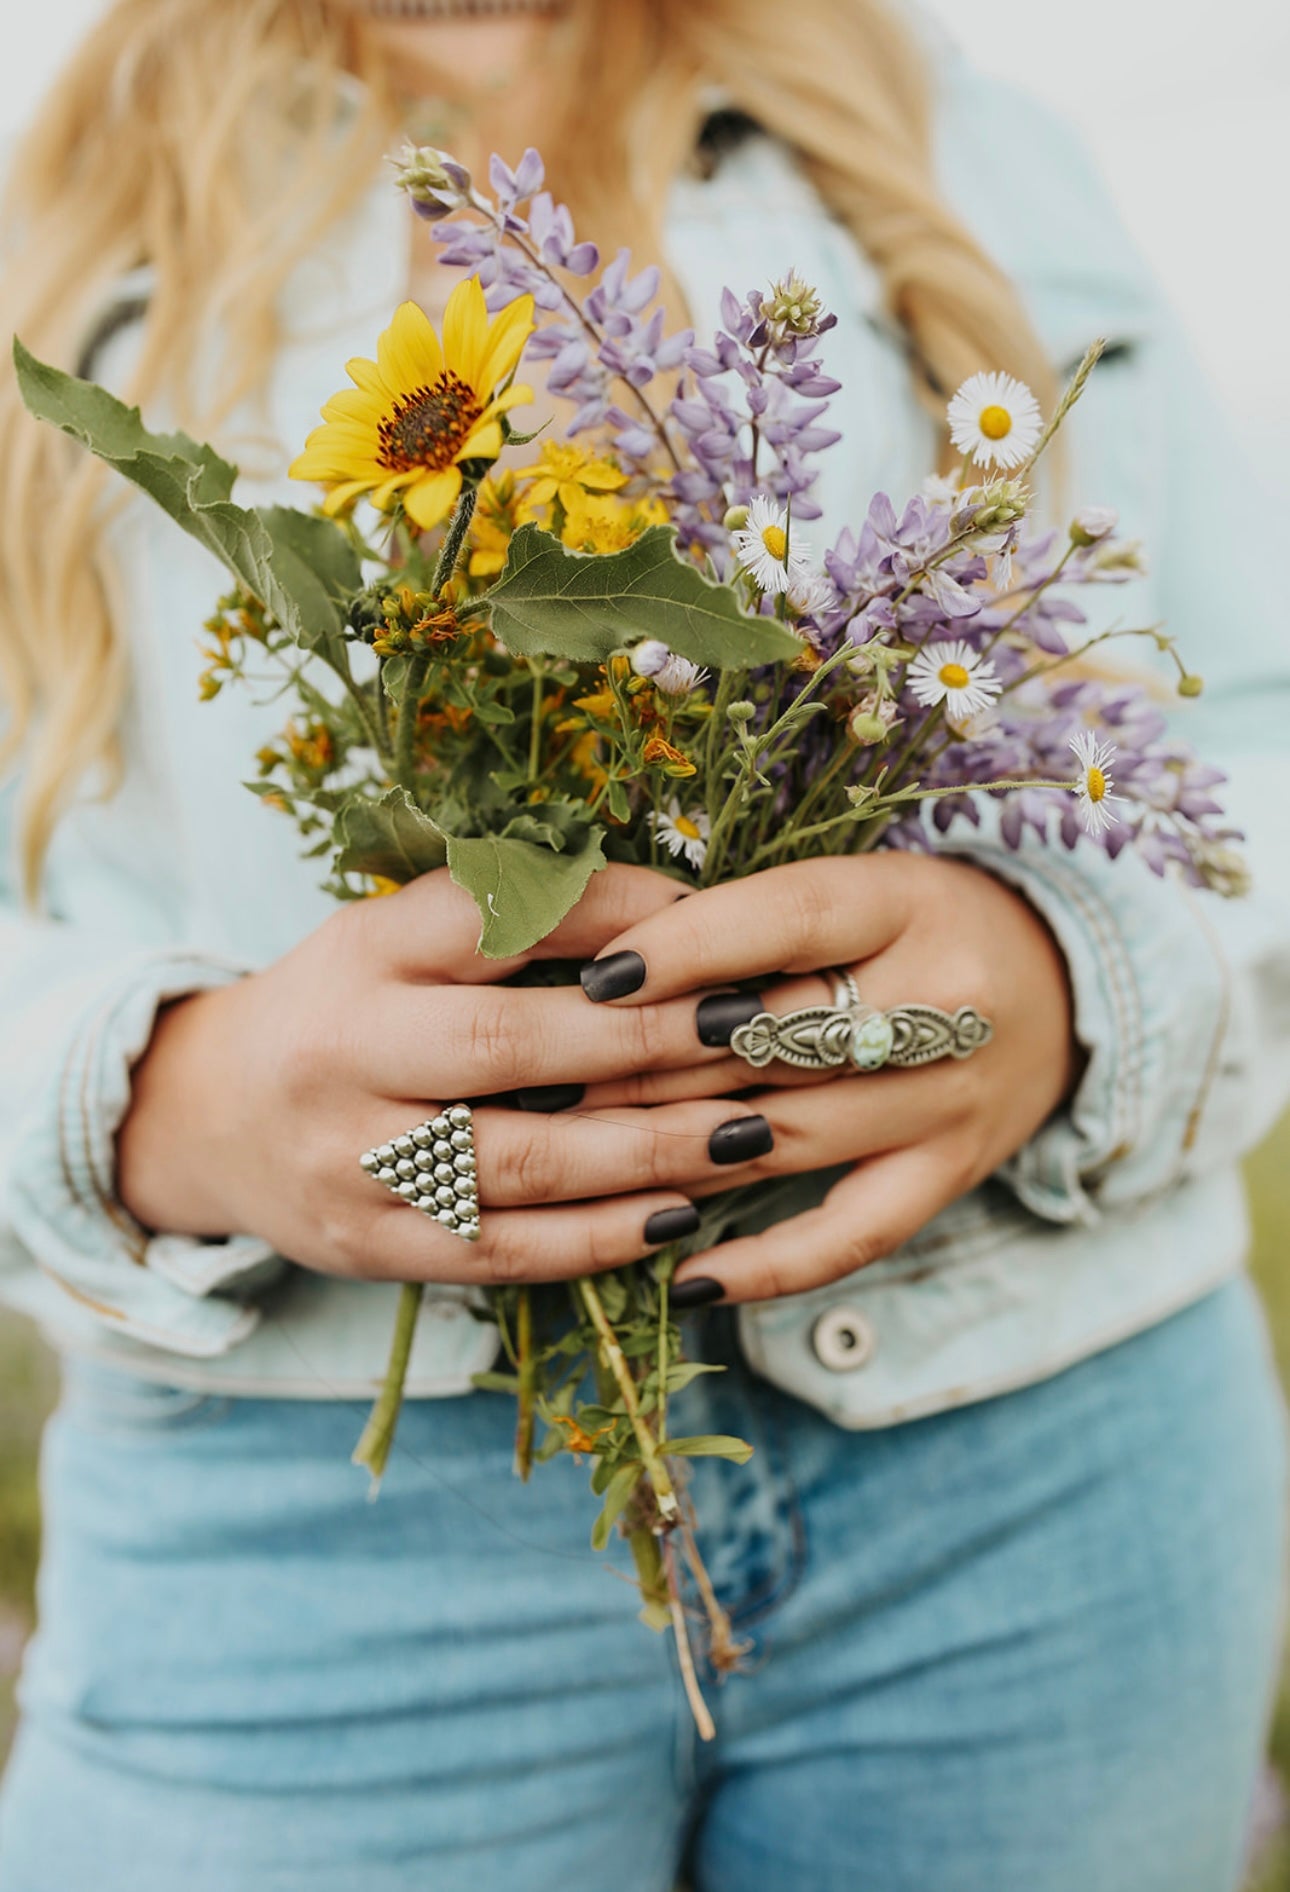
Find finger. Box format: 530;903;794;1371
360;863;684;983
357;1186;702;1288
471;1060;961;1207
670;1140;964;1305
467;1098;775;1206
365;979;749;1097
576;856;913;1006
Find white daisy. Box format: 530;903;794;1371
653;653;708;698
732;494;813;596
649;799;710;870
907;640;1003;721
786;569;836;617
947;372;1043;470
1069;730;1125;836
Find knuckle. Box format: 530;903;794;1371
506;1127;557;1205
467;995;518;1089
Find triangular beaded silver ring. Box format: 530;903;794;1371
360;1104;481;1242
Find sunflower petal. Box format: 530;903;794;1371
345;355;389;398
441;278;489;392
378;301;443;395
370;469;421;510
320;477;378;514
473;293;536;399
455;420;503;463
404;465;463;531
321;388;385;426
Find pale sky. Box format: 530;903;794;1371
5;1;1288;488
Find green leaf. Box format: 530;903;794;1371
484;523;801;669
472;700;516;726
662;1433;754;1464
333;787;448;884
445;826;606;957
13;340;360;662
590;1461;643;1552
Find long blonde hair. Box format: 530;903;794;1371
0;0;1052;899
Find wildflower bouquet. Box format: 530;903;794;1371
14;143;1239;1736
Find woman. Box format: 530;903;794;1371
0;2;1286;1888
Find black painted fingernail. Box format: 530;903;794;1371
515;1083;585;1113
580;951;646;1003
643;1203;701;1245
670;1276;725;1309
708;1115;774;1165
695;991;764;1048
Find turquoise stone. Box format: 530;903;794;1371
849;1010;894;1071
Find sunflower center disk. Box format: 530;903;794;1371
378;372;483;472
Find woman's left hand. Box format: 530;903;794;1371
575;852;1080;1304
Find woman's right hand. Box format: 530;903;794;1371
116;865;730;1288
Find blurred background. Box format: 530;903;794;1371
2;0;1288;1881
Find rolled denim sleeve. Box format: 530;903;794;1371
1;927;282;1356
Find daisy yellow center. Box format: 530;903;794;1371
377;371;483;473
939;661;972;690
760;523;788;561
1086;766;1107;802
674;814;702;840
978;404;1013;441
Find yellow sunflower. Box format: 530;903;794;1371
289;280;535;532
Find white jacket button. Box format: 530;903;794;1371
811;1305;875;1372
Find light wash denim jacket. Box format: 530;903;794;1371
3;53;1289;1424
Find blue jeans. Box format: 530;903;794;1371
0;1278;1285;1892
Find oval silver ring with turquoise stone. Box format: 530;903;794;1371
729;994;993;1074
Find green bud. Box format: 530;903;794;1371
1069;505;1119;548
848;713;889;745
723;505;750;531
728;700;756;723
1177;673;1204;698
758;271;826;344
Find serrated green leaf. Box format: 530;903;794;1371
445;825;606;957
484;523;801;668
662;1433;754;1464
13;340;360;661
590;1461;644;1551
333;786;447;883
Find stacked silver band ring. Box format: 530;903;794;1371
360;1105;481;1241
730;971;993;1075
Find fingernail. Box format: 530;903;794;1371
643;1203;701;1245
580;951;646;1003
670;1276;725;1309
515;1083;585;1113
708;1115;773;1165
695;991;764;1048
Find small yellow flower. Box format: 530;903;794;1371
289;279;535;531
560;490;668;556
468;471;541;578
366;876;403;898
515;440;627;513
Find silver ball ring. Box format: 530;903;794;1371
360;1104;481;1242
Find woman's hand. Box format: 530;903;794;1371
570;853;1079;1304
116;864;743;1288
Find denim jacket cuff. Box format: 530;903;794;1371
942;834;1227;1228
5;950;281;1358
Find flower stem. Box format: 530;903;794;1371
514;1287;536;1480
352;1281;423;1489
663;1534;716;1742
578;1277;679;1522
